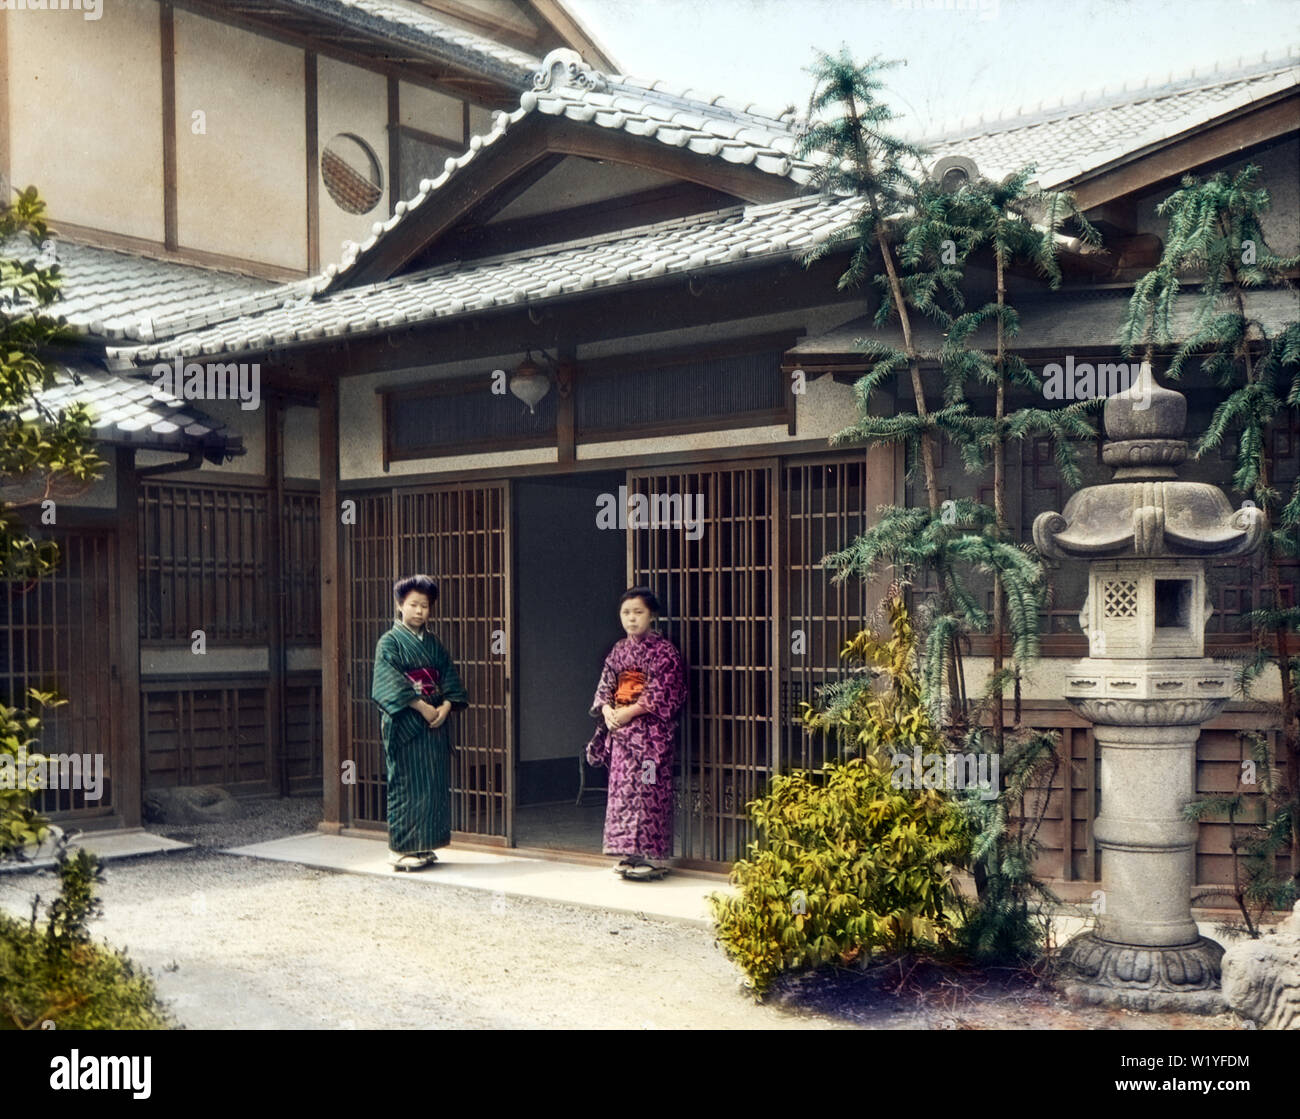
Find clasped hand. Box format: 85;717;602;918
602;703;635;731
418;699;451;728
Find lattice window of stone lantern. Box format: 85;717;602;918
1103;579;1138;618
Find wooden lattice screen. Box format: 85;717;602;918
138;482;269;642
0;530;118;822
344;492;394;829
282;490;321;644
779;457;874;774
627;461;778;865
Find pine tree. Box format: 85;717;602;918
1121;165;1300;900
797;49;974;728
797;51;1105;959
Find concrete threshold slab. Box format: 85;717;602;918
0;828;191;874
223;832;734;928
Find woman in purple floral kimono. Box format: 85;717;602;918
585;588;687;879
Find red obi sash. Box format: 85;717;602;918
405;667;442;701
614;670;646;707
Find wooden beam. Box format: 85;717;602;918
318;375;343;830
48;219;307;282
160;3;178;251
459;152;566;227
387;76;400;215
114;448;143;828
420;0;543;49
555;356;575;464
306;53;320;275
267;400;288;796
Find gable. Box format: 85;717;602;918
324;49;817;289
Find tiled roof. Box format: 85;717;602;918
1;237;285;343
277;0;539;77
923;49;1300;188
320;47;818;290
29;362;244;462
118;194;858;364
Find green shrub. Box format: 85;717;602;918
710;756;969;996
0;847;172;1030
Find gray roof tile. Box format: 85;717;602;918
33;361;243;461
923;50;1300;188
114;194;860;364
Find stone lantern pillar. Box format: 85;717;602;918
1033;365;1265;1012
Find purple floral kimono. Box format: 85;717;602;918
585;630;687;859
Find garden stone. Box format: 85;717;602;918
1221;902;1300;1030
143;785;242;825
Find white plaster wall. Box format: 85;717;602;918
141;647;268;675
7;0;164;241
468;104;496;135
173;10;305;270
488;157;678;222
282;404;319;481
399;81;464;143
317;56;391;269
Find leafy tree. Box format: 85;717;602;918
0;187;165;1029
1122;165;1300;902
0;185;106;853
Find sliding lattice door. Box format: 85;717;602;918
397;484;512;842
627;462;778;865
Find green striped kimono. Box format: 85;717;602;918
371;622;469;854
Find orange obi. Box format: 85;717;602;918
613;670;647;706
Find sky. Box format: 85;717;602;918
563;0;1300;138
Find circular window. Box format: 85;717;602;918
321;133;383;215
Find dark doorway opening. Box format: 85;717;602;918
513;471;625;852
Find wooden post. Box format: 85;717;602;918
160;3;178;252
319;375;343;831
115;448;143;828
267;399;288;796
305;52;320;276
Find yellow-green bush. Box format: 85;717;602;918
710;594;972;995
710;757;970;996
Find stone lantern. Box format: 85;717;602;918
1033;364;1265;1011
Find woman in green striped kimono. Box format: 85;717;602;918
371;575;468;871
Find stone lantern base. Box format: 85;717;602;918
1054;933;1227;1013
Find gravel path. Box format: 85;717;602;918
0;797;1249;1029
